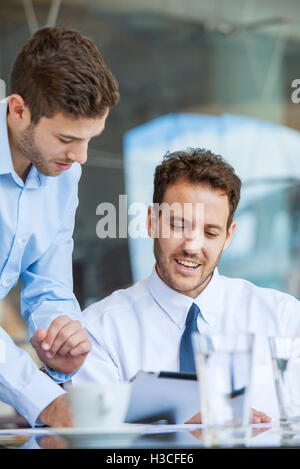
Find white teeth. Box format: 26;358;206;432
177;259;199;268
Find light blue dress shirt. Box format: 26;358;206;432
0;98;83;425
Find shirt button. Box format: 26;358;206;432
17;238;25;245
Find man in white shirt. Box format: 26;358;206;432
73;148;300;421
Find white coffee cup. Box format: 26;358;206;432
67;382;131;428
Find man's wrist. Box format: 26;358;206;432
38;394;73;428
41;364;78;384
38;394;65;426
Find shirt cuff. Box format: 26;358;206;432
16;369;65;427
44;365;78;384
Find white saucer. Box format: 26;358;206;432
52;423;147;435
51;424;149;448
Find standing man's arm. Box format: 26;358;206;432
20;171;91;382
0;326;72;427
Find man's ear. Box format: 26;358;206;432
223;220;237;252
8;94;31;126
147;205;157;239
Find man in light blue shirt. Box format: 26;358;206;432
0;26;119;427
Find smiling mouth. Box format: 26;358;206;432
175;259;201;269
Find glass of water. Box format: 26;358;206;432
193;332;254;447
268;336;300;426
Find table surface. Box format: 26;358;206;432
1;421;300;449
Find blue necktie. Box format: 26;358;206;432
180;303;200;374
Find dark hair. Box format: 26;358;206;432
153;148;241;229
10;27;119;124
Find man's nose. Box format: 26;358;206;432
183;229;204;253
67;142;88;165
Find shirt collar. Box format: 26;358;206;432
0;97;49;188
193;268;221;327
148;266;221;328
24;165;49;189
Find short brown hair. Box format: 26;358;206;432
153;148;241;229
10;27;119;124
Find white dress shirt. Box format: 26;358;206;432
73;267;300;419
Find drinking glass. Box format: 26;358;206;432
193;332;254;447
268;336;300;426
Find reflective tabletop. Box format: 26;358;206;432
1;422;300;449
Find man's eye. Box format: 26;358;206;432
58;137;72;143
205;232;217;237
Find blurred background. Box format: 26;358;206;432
0;1;299;413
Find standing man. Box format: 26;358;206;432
0;26;119;427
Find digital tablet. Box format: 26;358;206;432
125;370;200;424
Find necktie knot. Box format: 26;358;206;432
185;303;200;325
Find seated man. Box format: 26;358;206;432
73;148;300;422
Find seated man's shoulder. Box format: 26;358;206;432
83;278;149;323
221;274;299;310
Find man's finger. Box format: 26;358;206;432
41;315;71;352
69;339;92;357
47;320;82;356
184;411;202;424
56;329;90;357
252;408;271;423
31;328;47;347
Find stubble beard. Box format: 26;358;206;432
154;238;222;296
17;123;53;176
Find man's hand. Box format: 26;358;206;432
251;408;271;424
31;315;92;374
185;408;272;424
38;394;73;428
